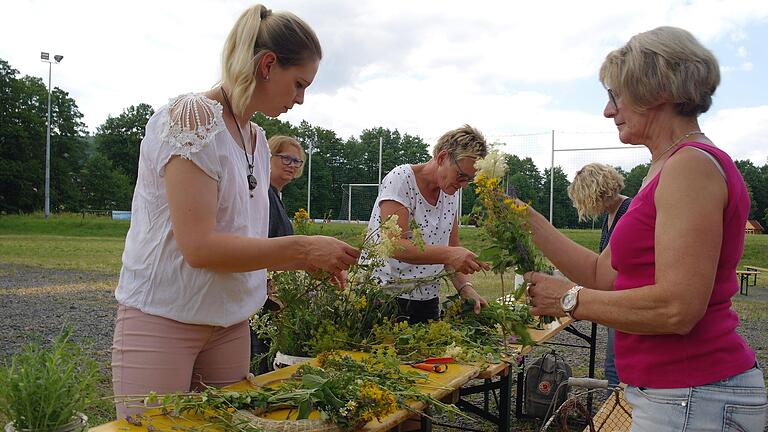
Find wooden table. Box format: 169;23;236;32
737;270;760;295
90;352;479;432
455;317;575;432
744;265;766;286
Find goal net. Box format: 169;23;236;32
337;183;380;222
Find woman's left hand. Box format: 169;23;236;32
459;285;489;314
523;272;575;317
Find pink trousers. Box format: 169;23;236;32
111;305;250;419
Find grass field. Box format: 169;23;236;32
2;213;766;275
1;213;767;428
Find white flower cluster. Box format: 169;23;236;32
374;214;404;260
474;150;508;180
339;400;358;417
443;343;463;358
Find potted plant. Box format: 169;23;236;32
0;328;99;432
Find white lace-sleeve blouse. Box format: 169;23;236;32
115;93;269;327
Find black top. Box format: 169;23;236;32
599;198;632;253
268;185;294;238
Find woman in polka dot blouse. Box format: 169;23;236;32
363;125;491;323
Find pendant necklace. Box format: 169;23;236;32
220;88;257;198
643;130;703;183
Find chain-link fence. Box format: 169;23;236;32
329;130;649;227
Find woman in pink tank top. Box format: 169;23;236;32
522;27;767;431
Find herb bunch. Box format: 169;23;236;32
472;151;553;324
0;327;100;431
133;349;462;431
251;215;411;360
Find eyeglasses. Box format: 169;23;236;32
274;154;304;167
607;89;618;110
451;153;473;183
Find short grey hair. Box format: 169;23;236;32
599;26;720;117
432;124;488;161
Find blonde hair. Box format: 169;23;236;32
599;26;720;117
268;135;306;178
567;163;624;222
432;124;488;161
221;4;322;117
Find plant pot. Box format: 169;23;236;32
273;351;314;369
4;412;87;432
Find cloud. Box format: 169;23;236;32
1;0;767;171
702;105;768;164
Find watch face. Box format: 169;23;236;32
562;293;577;311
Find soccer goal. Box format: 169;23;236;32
338;183;380;222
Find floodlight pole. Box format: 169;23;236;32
378;136;383;189
549;130;554;224
307;141;313;218
41;52;63;220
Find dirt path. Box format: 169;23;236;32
1;262;766;430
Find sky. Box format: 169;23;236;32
2;0;767;178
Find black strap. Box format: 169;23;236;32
220;88;257;193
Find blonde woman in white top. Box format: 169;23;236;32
111;4;359;418
363;125;491;324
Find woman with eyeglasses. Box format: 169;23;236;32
522;27;766;430
249;135;305;374
266;135;305;238
361;125;491;324
111;4;359;419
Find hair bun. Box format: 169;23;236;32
260;6;272;19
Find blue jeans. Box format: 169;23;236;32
625;365;767;431
605;327;619;386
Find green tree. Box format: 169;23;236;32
79;154;133;210
96;103;154;185
505;155;544;209
623;163;650;197
735;160;768;226
541;166;579;228
252;112;298;138
0;58;87;213
286;121;342;218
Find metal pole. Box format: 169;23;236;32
45;62;52;220
549;130;554;224
306;142;312;218
378;136;383;188
458;187;462;222
348;184;352;222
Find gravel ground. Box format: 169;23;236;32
1;262;767;431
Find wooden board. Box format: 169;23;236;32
476;317;573;379
90;352;479;432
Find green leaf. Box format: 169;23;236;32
297;398;312;419
300;374;327;389
477;246;501;261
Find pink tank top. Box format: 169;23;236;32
609;142;755;388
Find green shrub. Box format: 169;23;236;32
0;328;99;430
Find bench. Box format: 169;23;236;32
736;270;759;295
744;266;766;287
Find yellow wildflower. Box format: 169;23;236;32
356;297;368;310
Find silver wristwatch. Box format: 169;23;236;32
560;285;584;319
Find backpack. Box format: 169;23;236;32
524;350;572;419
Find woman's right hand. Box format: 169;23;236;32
445;247;490;274
303;235;360;274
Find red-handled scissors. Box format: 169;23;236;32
409;357;454;373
